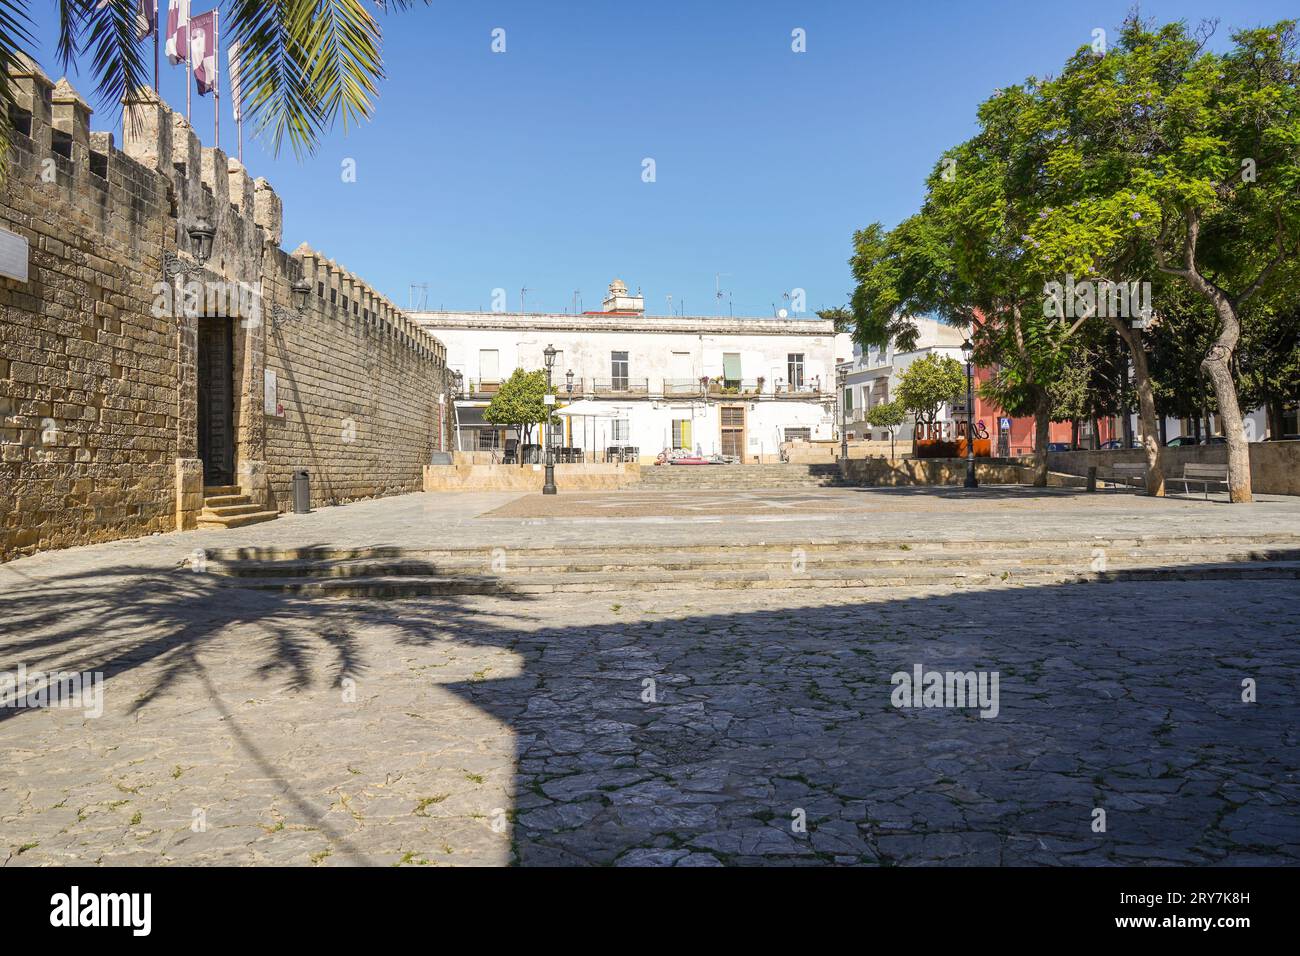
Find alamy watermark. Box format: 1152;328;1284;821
1043;275;1152;328
890;663;999;719
1;664;104;718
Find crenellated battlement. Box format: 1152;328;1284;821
292;244;446;366
2;55;443;367
1;57;454;559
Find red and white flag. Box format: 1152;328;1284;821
165;0;190;65
189;10;218;96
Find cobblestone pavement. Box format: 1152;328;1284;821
2;489;1298;866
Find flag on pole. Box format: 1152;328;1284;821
136;0;157;41
165;0;190;65
189;10;218;96
228;40;243;122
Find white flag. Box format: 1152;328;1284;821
228;40;243;122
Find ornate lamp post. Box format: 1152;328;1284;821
961;340;978;489
837;365;848;469
542;344;557;495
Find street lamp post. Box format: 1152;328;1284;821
542;344;558;495
961;340;978;489
837;366;848;470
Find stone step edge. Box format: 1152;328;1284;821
234;563;1300;595
200;533;1300;563
198;548;1300;578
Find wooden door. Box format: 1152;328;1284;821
197;317;235;485
720;405;745;458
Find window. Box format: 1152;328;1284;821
611;351;629;390
844;388;853;412
784;427;811;442
723;353;742;389
479;349;499;385
611;419;630;442
788;354;805;389
672;418;693;450
670;352;692;380
477;429;500;450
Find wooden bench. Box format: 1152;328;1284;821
1173;462;1230;499
1100;462;1147;491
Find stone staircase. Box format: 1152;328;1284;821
637;462;850;490
187;533;1300;597
197;485;280;530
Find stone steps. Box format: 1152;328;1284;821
199;545;1300;578
190;533;1300;597
202;531;1300;563
197;487;279;531
232;561;1300;598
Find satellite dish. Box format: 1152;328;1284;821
777;308;789;319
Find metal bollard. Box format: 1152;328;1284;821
1086;466;1097;493
292;470;311;513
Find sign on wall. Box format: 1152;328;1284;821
0;227;29;282
264;369;283;418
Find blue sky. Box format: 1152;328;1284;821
26;0;1297;316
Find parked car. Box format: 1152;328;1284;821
1202;436;1227;445
1099;440;1127;450
1047;442;1073;452
1263;434;1300;442
1165;435;1200;446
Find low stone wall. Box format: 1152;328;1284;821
1047;441;1300;496
424;462;641;492
841;457;1033;486
783;440;902;463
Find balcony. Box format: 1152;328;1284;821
591;378;650;396
772;382;828;400
662;378;705;398
467;379;500;398
707;378;763;398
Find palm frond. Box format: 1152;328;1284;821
79;0;150;115
230;0;430;158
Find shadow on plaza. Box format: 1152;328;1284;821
0;550;536;866
1;552;1296;867
427;569;1297;866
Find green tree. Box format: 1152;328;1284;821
865;399;906;459
896;354;965;453
0;0;430;166
1036;17;1300;502
482;368;557;462
815;306;854;333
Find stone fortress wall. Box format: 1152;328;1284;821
0;57;450;560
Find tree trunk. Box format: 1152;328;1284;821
1203;343;1252;501
1032;389;1050;487
1070;419;1079;450
1107;317;1164;495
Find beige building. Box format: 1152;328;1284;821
0;59;451;560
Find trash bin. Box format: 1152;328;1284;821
292;470;311;514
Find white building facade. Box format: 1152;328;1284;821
413;280;855;462
840;316;968;444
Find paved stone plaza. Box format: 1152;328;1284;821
1;487;1298;866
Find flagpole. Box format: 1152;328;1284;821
186;61;191;122
212;8;220;149
153;2;160;91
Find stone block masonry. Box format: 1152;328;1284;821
0;56;451;560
